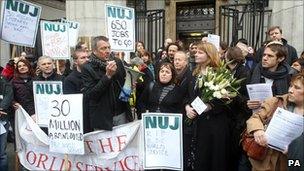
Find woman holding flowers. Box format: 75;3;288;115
185;42;235;171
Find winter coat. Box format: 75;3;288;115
0;76;13;120
246;95;289;171
63;69;82;94
12;77;35;115
81;54;132;130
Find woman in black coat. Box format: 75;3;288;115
224;47;251;170
12;59;35;116
138;62;185;114
185;42;232;171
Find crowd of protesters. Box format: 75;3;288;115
0;25;303;171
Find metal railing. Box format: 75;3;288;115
219;1;272;50
135;9;165;54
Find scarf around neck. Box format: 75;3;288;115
251;62;290;95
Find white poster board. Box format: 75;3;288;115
48;94;84;155
33;81;63;127
61;18;80;47
142;113;183;170
0;0;41;47
105;4;135;51
207;34;220;51
15;107;143;170
41;20;70;59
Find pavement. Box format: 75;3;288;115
7;142;18;171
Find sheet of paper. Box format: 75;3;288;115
191;96;208;115
207;34;220;51
247;83;273;112
246;83;273;101
265;107;304;152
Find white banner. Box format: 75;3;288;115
0;0;41;47
33;81;63;127
15;107;143;170
105;4;135;51
61;18;80;47
41;20;70;59
48;94;84;155
142;113;183;170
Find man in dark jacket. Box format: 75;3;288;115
34;56;64;82
248;41;291;110
81;36;132;131
63;49;90;132
255;26;298;65
0;76;13;171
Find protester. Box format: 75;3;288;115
156;38;173;63
34;56;64;82
291;58;304;73
287;72;304;171
135;50;155;119
235;38;257;71
185;42;232;171
63;49;89;94
12;59;35;117
63;49;90;133
173;51;195;171
247;41;291;111
75;41;89;53
219;41;228;60
81;36;133;131
138;62;185;114
130;41;145;65
156;42;181;70
224;47;251;170
255;26;298;65
246;72;304;171
0;75;13;171
188;42;198;72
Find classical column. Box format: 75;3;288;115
66;0;126;50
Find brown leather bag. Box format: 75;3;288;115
241;129;268;161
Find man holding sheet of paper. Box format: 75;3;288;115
247;41;291;111
246;72;304;171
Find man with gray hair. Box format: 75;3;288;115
35;56;64;81
81;36;133;131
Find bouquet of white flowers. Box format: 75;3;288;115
186;61;244;125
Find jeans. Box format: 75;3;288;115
0;122;9;171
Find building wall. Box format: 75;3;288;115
269;0;304;55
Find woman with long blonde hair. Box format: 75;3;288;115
185;42;233;171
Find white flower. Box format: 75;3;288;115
220;88;228;95
213;91;222;99
213;85;220;91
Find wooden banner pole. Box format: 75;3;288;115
56;60;60;75
64;154;69;171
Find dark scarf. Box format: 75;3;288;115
89;54;108;69
251;62;290;95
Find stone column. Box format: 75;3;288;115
66;0;126;50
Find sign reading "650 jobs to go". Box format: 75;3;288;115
105;4;135;52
